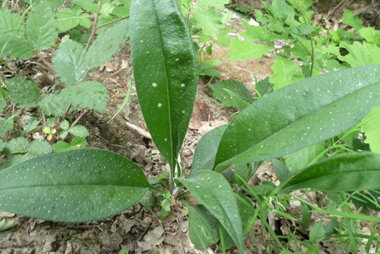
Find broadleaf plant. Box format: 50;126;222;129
1;0;380;253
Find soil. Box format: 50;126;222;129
1;1;380;254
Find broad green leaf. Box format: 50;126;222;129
339;41;380;67
38;93;72;116
214;27;234;47
86;20;129;69
240;22;280;45
225;90;250;112
283;141;325;174
0;36;35;60
56;8;80;33
0;87;9;99
0;149;153;222
26;2;58;50
210;79;251;106
53;137;87;152
342;10;363;32
309;222;325;244
282;153;380;192
130;0;197;170
359;27;380;47
193;7;228;37
27;139;52;157
271;159;291;183
2;137;29;155
23;117;39;133
0;99;5;112
60;120;70;131
227;37;271;61
270;0;294;24
60;81;108;112
193;0;230;9
269;55;304;90
289;23;315;35
0;155;23;171
0;10;24;37
69;125;89;137
0;118;7;136
185;203;219;249
5;78;41;108
361;105;380;154
53;39;87;86
213;65;380;171
176;171;244;253
190;125;228;175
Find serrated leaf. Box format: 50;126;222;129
190;125;228;176
240;22;280;45
227;37;271;61
46;117;57;127
56;8;79;33
0;149;154;222
86;20;129;69
214;27;234;47
26;2;58;50
23;117;39;133
69;125;89;137
60;81;108;112
3;137;29;155
53;39;87;86
193;7;227;37
0;9;24;37
339;41;380;67
210;79;251;107
193;0;229;9
342;9;363;32
27;139;52;157
5;78;41;108
0;36;35;60
289;23;315;35
213;65;380;171
60;120;70;131
282;153;380;192
269;55;304;90
39;92;72;117
0;118;6;137
359;27;380;47
283;141;325;174
270;0;294;24
176;171;244;253
361;105;380;154
130;0;197;171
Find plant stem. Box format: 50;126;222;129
95;16;129;31
36;52;58;75
70;109;88;129
86;0;103;51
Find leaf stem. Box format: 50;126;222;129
95;16;129;31
70;109;88;129
86;0;103;51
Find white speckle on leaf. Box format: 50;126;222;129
181;84;185;87
140;40;144;43
176;58;179;61
158;103;162;107
152;83;157;87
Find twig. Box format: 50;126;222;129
36;52;58;75
86;0;103;51
70;109;88;129
0;240;34;248
41;111;47;127
125;121;152;139
61;104;72;123
325;0;346;21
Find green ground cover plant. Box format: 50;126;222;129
1;0;380;253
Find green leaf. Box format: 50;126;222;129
271;159;291;183
0;9;24;37
27;139;52;157
0;140;3;152
60;120;70;131
193;7;228;37
5;78;41;108
0;155;23;171
0;149;153;222
227;37;271;61
269;55;304;90
69;125;89;137
23;117;39;133
210;79;251;106
307;245;319;254
176;171;244;253
283;153;380;192
60;81;108;112
26;2;58;50
53;136;87;152
0;218;16;232
240;22;280;45
270;0;294;24
2;137;29;155
225;90;250;112
190;125;228;175
213;65;380;171
39;93;72;117
52;39;87;86
0;36;35;60
309;222;325;244
0;87;9;99
186;203;219;249
339;41;380;67
214;27;234;47
130;0;197;170
359;27;380;47
342;10;363;32
56;8;79;33
86;20;129;69
361;105;380;153
283;141;325;174
193;0;230;9
0;99;5;112
289;23;315;35
0;118;6;137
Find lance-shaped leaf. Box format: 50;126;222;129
176;171;244;253
282;152;380;192
214;65;380;171
0;149;154;222
130;0;197;169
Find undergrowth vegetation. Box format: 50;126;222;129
1;0;380;253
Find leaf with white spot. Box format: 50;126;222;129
0;149;155;222
60;81;108;112
213;65;380;171
176;171;244;253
